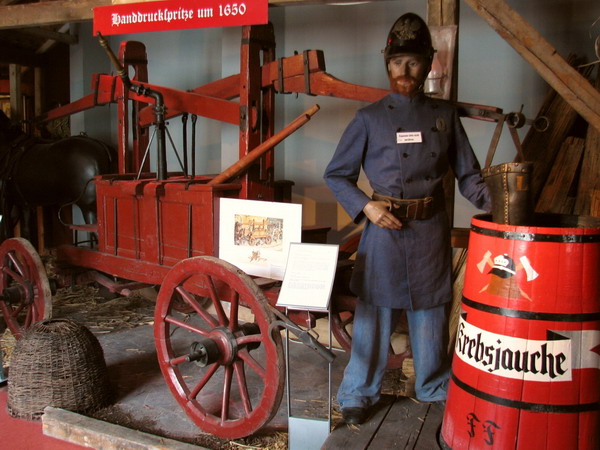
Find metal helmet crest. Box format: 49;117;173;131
383;13;434;63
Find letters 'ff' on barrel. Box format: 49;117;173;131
441;214;600;449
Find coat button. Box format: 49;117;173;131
430;152;437;157
425;176;432;181
403;153;409;158
406;178;413;184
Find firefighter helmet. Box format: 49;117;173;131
489;254;517;279
384;13;434;63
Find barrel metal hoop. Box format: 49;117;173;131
462;296;600;322
471;224;600;243
452;374;600;413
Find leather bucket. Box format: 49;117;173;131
482;162;533;226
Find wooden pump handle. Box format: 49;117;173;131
208;104;320;185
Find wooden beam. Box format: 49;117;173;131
0;0;107;29
43;407;203;450
464;0;600;132
0;0;396;29
535;136;585;215
113;0;393;4
18;26;78;46
277;0;396;4
427;0;459;27
36;24;74;55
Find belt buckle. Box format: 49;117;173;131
390;200;408;220
378;193;433;220
406;200;420;220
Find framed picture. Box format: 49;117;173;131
218;198;302;280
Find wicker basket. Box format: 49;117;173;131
7;318;112;420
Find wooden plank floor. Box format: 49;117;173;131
323;395;445;449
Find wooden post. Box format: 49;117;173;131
9;65;23;240
238;25;276;201
116;41;149;175
463;0;600;132
427;0;459;98
427;0;459;28
9;64;22;122
428;1;459;231
34;67;43;119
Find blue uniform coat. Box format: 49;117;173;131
324;92;491;310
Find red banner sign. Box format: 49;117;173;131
93;0;268;36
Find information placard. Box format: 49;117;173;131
276;243;339;311
93;0;268;36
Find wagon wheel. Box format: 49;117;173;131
0;238;52;339
337;232;361;260
152;286;209;314
154;256;285;439
331;304;411;370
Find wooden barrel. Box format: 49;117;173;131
441;214;600;449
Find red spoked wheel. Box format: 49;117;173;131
0;238;52;339
154;256;285;439
331;303;411;369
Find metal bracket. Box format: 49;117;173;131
239;104;248;132
0;348;7;384
277;57;289;94
268;306;335;363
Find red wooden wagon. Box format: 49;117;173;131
0;24;508;439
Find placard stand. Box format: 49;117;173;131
285;310;333;450
0;348;7;384
276;243;339;450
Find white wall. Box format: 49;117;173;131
69;22;114;143
70;0;599;243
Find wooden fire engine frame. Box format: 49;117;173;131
0;23;509;439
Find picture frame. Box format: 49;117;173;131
218;198;302;280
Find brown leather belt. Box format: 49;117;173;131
372;192;434;220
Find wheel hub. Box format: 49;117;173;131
0;283;33;305
187;323;262;367
207;326;239;366
187;338;221;367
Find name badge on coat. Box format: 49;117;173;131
396;131;423;144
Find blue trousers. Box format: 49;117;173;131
337;301;450;409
